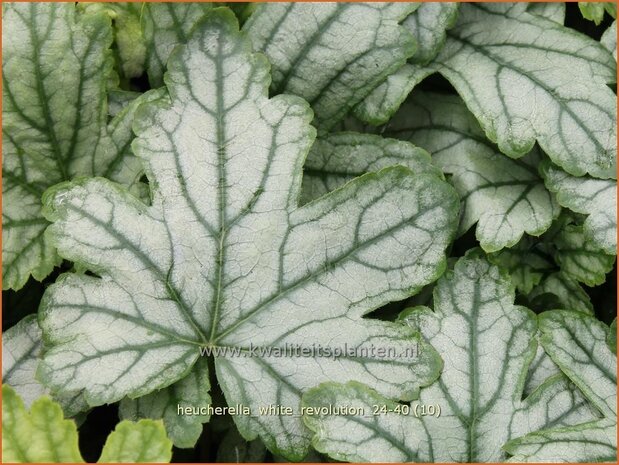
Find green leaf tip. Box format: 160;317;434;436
99;419;173;463
2;385;173;463
2;384;83;463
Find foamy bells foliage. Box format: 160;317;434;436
2;385;173;463
302;258;599;462
505;310;617;462
37;9;458;459
432;3;617;179
1;2;164;290
381;91;560;253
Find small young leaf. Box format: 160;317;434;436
243;3;418;130
2;385;172;463
98;419;173;463
303;258;597;462
38;10;458;459
433;3;617;179
2;385;83;463
578;2;613;25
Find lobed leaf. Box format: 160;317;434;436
2;316;87;416
403;2;459;65
528;272;594;315
303;258;597;462
38;9;458;459
433;3;617;179
383;91;560;252
552;225;615;286
2;3;162;290
2;385;172;463
98;419;173;463
243;3;419;130
505;310;617;462
542;161;617;256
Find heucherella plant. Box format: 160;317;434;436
35;7;458;460
1;2;617;463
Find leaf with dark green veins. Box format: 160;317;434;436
142;3;214;87
37;10;458;459
302;258;597;462
353;3;459;125
505;310;617;462
243;3;419;130
552;225;615;286
542;161;617;256
80;2;147;80
2;315;87;417
2;3;162;290
352;65;434;126
119;358;210;448
433;3;617;179
487;237;555;294
301;132;441;204
527;2;566;23
383;91;560;252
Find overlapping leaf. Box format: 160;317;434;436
302;258;597;462
2;315;87;416
542;162;617;256
403;3;459;65
528;272;594;315
382;91;560;252
433;3;617;179
38;10;458;459
300;132;441;204
243;3;419;130
486;237;555;294
353;3;459;125
2;385;172;463
552;225;615;286
2;3;160;290
505;310;617;462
